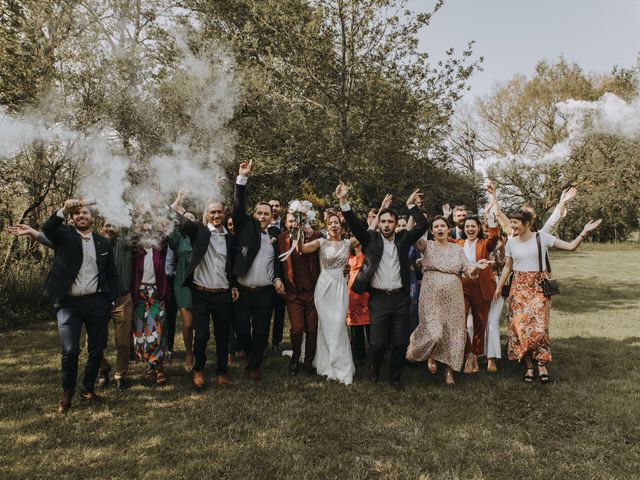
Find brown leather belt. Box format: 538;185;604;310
239;285;271;292
370;287;404;296
193;285;229;294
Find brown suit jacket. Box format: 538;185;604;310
277;230;321;302
453;226;499;301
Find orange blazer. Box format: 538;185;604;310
451;227;499;301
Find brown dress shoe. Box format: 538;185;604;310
192;370;205;389
217;374;230;385
57;391;73;414
248;369;261;382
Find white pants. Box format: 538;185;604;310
485;275;504;359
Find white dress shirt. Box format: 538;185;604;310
69;230;100;296
141;247;156;285
463;238;478;263
193;224;229;289
371;235;403;290
238;231;275;288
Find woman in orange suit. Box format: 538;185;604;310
452;215;499;374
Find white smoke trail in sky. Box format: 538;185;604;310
476;91;640;176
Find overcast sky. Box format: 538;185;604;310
409;0;640;98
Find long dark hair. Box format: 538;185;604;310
461;215;485;239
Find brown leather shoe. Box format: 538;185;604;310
192;370;205;389
57;391;73;414
217;374;230;385
248;369;261;382
79;391;101;403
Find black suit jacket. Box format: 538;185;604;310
232;180;283;281
42;212;118;302
342;205;428;295
175;214;236;289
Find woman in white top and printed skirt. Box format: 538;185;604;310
494;209;601;383
299;213;358;385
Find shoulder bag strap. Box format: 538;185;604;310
536;232;544;273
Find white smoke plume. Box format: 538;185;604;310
1;35;238;231
476;91;640;176
0;111;70;158
148;37;238;208
74;130;132;226
558;92;640;140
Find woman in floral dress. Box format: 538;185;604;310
406;216;491;385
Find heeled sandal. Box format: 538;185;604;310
538;365;550;384
524;369;535;383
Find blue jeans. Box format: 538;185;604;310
55;294;110;392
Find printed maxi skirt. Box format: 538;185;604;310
133;285;166;367
507;271;552;363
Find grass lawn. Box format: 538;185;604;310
1;246;639;479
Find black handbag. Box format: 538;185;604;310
536;233;560;297
501;271;513;298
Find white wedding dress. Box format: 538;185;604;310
313;238;355;385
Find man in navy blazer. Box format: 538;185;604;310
42;199;118;413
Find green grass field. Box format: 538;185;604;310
1;246;639;479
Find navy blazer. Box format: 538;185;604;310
42;212;118;302
175;213;236;289
232;180;283;281
342;205;428;295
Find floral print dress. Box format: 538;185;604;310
406;237;476;371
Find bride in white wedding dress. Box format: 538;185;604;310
299;213;357;385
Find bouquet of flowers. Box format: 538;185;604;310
278;199;317;260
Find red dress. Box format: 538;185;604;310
347;252;369;326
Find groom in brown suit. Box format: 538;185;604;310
277;212;322;375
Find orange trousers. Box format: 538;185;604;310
462;278;491;356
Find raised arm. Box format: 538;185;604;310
541;186;577;234
297;237;322;254
552;219;601;251
485;179;511;235
369;194;392;232
442;203;452;220
42;199;82;245
233;160;253;231
406;189;428;244
337;181;370;249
